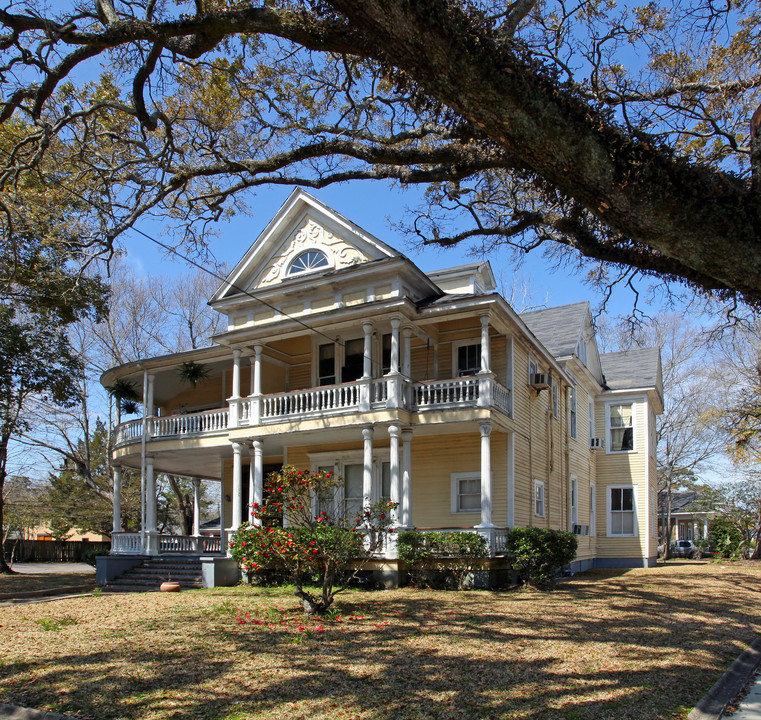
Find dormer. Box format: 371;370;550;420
427;262;497;296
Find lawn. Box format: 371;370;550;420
0;572;96;597
0;562;759;720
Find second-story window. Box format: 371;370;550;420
342;338;364;382
609;403;634;452
318;343;335;386
381;333;392;374
569;385;577;439
457;343;481;376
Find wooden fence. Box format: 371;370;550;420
3;539;111;563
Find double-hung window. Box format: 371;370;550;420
456;343;481;377
551;378;559;419
451;472;481;513
609;403;634;452
534;480;545;517
608;486;636;536
318;343;336;386
570;476;578;527
569;386;577;439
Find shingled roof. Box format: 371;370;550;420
600;347;661;391
520;302;589;358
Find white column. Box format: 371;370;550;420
112;466;123;533
231;442;243;531
363;322;373;379
220;476;229;556
390;318;400;374
362;426;374;507
192;479;201;536
146;374;155;416
402;327;412;378
145;456;156;532
253;344;262;395
401;428;413;527
479;315;491;373
145;455;157;555
389;425;401;523
477;422;494;527
232;348;241;398
250;439;264;527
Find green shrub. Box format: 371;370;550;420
505;527;577;589
397;530;488;589
708;516;743;558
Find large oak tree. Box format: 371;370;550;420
0;0;759;303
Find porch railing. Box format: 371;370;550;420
159;535;222;554
113;376;511;445
111;532;142;554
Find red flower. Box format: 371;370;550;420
312;548;318;554
380;514;386;519
389;528;394;533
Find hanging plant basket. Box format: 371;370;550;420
178;360;210;389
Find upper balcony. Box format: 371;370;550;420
113;373;511;449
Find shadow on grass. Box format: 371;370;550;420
1;565;760;720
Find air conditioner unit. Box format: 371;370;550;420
530;372;550;389
572;524;590;536
589;437;604;450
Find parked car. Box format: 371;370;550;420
671;540;702;558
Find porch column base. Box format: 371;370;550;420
144;530;160;556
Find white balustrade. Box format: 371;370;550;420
158;534;224;554
152;408;229;438
111;532;142;554
370;378;389;406
113;419;143;447
492;382;512;417
414;377;479;407
261;382;361;419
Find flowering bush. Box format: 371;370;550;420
230;466;396;614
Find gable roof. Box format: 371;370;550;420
211;189;401;303
600;347;661;391
519;302;589;358
658;490;713;514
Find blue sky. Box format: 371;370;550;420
120;180;664;320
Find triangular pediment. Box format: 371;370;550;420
212;190;400;303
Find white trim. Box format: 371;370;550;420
589;482;596;536
607;484;638;537
451;471;482;514
606;400;636;453
507;431;515;527
568;383;577;440
533;479;545;518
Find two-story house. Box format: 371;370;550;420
98;189;663;588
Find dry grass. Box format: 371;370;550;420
0;562;760;720
0;572;96;597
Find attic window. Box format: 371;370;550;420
288;250;329;275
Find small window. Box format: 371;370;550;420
570;477;578;527
609;486;636;536
534;480;545;517
551;378;559;419
457;343;481;377
451;472;481;513
577;337;588;365
288;250;329;275
569;386;577;439
528;357;538;385
609;403;634;452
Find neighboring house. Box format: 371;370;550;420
99;190;663;586
658;490;714;542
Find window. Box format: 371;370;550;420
534;480;545;517
569;386;577;439
451;472;481;513
381;461;391;503
528;356;538;384
318;343;336;386
576;337;587;365
344;463;364;520
589;483;596;536
551;378;559;419
342;337;364;382
589;401;595;439
609;403;634;452
570;476;578;527
608;486;636;536
381;333;392;374
288;249;329;275
456;343;481;377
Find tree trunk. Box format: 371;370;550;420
0;432;18;574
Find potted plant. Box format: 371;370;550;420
178;360;210;389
